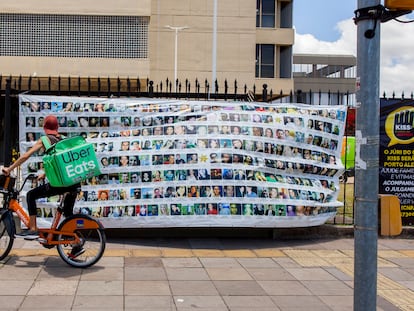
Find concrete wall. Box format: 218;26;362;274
0;0;294;94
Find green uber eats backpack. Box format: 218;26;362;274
41;135;101;187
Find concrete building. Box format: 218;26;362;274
0;0;294;96
293;54;357;106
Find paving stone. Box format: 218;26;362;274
77;280;123;296
314;238;354;250
80;267;124;281
72;295;123;310
19;295;74;310
170;280;219;295
124;280;171;296
206;267;253;280
272;257;302;268
125;257;163;267
199;257;241;268
272;295;329;308
383;257;414;269
301;280;353;296
28;279;78;296
162;257;202;268
286;267;337;281
165;267;210;280
324;267;353;281
0;296;25;310
131;249;162;257
0;280;35;296
192;249;225;257
237;257;281;268
214;280;267;296
0;266;41;280
5;255;47;266
162;249;194;257
253;249;285;257
173;295;227;310
258;280;313;296
103;249;130;257
222;249;256;257
378;250;409;259
93;256;124;267
318;295;354;310
246;267;296;281
37;267;82;280
377;295;404;311
380;240;414;250
125;295;176;309
125;267;167;281
379;267;414;281
401;267;414;277
398;281;414;291
222;295;277;309
225;307;279;311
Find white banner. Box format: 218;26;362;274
19;95;346;228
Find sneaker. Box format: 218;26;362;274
15;230;39;240
68;245;85;259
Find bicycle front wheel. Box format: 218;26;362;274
56;216;106;268
0;216;14;261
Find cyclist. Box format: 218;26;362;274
2;115;83;256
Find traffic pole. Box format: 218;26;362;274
354;1;381;310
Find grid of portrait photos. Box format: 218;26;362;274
19;95;347;227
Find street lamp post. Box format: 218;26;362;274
165;25;189;92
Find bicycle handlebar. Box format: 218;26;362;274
0;173;38;195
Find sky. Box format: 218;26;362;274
293;0;414;96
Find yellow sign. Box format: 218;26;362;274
385;106;414;147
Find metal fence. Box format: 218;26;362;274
0;75;357;103
0;75;356;224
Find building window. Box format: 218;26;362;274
256;0;275;28
256;44;275;78
0;14;148;58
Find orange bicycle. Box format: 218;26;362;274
0;174;106;268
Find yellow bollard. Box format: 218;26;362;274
379;194;402;237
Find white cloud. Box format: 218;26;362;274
293;17;414;97
293;19;356;55
381;19;414;96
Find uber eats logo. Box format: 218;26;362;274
60;146;97;178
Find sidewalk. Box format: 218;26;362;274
1;234;414;310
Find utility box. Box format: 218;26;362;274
378;194;402;237
385;0;414;10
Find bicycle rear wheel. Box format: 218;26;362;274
0;217;14;261
56;216;106;268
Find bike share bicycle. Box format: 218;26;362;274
0;173;106;268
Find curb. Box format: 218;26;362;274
104;224;356;240
104;224;414;240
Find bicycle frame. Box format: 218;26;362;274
4;175;101;246
1;174;106;268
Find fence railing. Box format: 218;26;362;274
1;75;254;101
0;75;357;104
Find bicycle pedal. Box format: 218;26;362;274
14;234;37;240
37;238;47;243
